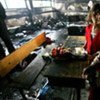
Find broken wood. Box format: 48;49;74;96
0;32;46;77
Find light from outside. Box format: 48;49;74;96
0;0;51;9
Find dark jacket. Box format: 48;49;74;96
0;2;6;20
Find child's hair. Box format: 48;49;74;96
92;3;100;15
86;3;100;24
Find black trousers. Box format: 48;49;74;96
0;19;15;54
0;43;5;59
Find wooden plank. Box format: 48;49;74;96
43;36;88;88
43;36;86;79
64;36;85;48
44;61;88;79
0;32;46;77
12;54;46;89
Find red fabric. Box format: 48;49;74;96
45;37;52;44
84;24;100;55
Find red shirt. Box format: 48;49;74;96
84;24;100;55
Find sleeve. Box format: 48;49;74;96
91;51;100;66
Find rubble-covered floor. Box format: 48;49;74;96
0;74;89;100
0;28;88;100
0;88;89;100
